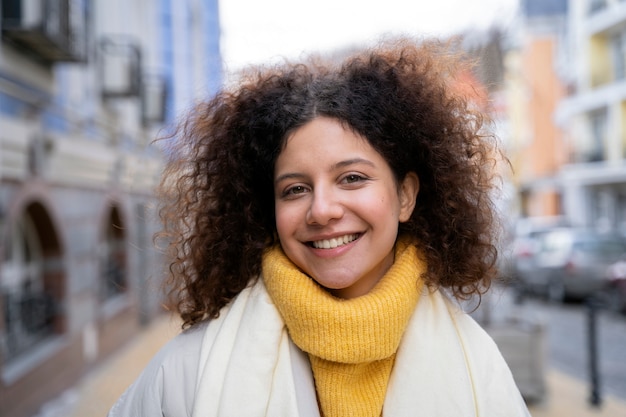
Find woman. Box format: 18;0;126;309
109;38;530;416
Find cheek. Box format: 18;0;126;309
274;207;287;238
274;204;298;239
368;191;400;218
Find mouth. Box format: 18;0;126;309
309;233;360;249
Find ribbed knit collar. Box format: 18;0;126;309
262;237;425;362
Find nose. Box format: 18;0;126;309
306;187;344;225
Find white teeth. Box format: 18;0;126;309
312;234;358;249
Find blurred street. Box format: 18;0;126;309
525;296;626;401
476;284;626;416
33;286;626;417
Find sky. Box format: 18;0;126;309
219;0;520;73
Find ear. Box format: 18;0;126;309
398;172;419;223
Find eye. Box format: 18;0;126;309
342;174;367;184
282;184;309;197
289;185;307;194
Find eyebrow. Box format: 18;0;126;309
332;158;376;170
274;158;376;185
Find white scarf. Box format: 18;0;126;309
191;280;530;417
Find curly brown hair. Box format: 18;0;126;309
158;38;505;328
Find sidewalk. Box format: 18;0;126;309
530;371;626;417
68;314;182;417
39;313;626;417
34;314;181;417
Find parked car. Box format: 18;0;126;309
505;217;569;287
604;257;626;314
516;227;626;302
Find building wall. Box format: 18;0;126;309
501;0;570;221
556;0;626;232
519;35;567;217
0;1;222;416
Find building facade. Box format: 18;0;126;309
0;1;221;416
556;0;626;232
502;0;569;219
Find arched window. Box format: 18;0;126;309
1;203;64;362
100;206;126;300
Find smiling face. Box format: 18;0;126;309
273;117;419;298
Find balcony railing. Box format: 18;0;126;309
589;0;608;14
1;0;86;63
99;36;142;98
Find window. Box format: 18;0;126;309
590;111;607;160
578;110;608;163
611;30;626;80
100;207;126;300
1;204;63;362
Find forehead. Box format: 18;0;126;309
279;117;374;159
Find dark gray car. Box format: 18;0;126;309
517;227;626;302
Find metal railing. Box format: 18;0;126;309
1;289;58;362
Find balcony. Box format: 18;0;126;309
99;36;141;98
1;0;86;63
589;0;608;15
586;0;626;36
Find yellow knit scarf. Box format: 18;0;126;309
262;238;425;417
